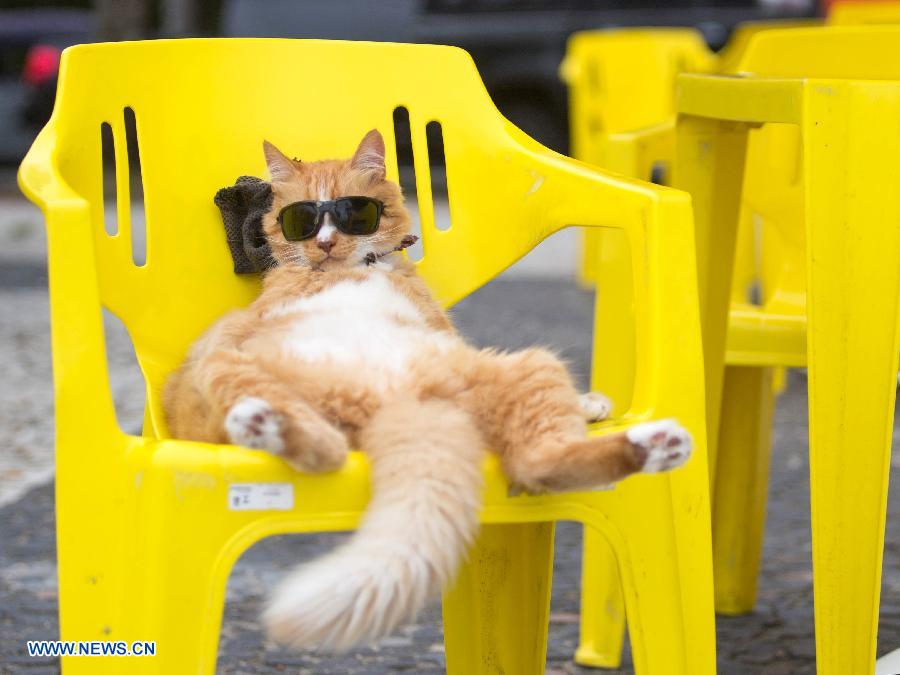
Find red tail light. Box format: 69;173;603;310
23;44;61;86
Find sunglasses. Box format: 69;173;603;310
277;196;384;241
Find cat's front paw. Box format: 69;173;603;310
580;392;613;423
225;397;285;453
626;419;693;473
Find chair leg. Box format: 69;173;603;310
75;456;280;675
575;529;626;668
138;554;225;674
576;224;635;669
614;482;717;675
673;116;749;480
57;526;137;674
58;520;227;674
772;366;788;396
579;228;601;286
803;83;900;675
122;508;233;674
443;522;554;675
712;365;775;615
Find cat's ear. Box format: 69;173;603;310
263;140;297;182
351;129;386;179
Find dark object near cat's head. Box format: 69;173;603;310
214;175;274;274
215;131;413;274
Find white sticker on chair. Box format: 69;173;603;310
228;483;294;511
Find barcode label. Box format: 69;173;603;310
228;483;294;511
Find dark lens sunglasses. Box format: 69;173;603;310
277;196;384;241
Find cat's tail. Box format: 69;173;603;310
263;397;484;651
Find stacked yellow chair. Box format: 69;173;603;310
567;21;900;674
18;39;714;673
675;25;900;674
562;24;801;667
563;13;900;666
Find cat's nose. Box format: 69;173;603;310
317;238;335;254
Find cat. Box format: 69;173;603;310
163;129;693;652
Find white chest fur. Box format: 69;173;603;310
264;273;453;374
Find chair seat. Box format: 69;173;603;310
124;428;633;535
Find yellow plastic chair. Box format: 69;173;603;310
564;14;900;667
561;21;817;288
675;25;900;675
568;10;900;295
717;7;900;625
562;25;803;667
18;39;714;674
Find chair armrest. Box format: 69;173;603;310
19;125;86;209
602;120;675;180
508;131;706;427
676;73;803;125
18;123;121;448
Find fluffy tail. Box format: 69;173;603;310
263;398;484;651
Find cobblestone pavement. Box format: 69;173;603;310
4;197;900;673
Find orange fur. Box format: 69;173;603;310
163;130;692;651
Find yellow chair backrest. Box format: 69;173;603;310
734;25;900;309
719;19;818;312
717;19;822;72
561;22;819;173
24;39;688;442
829;0;900;24
565;22;900;316
561;29;715;164
31;39;607;437
738;24;900;78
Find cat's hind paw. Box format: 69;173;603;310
225;397;285;453
626;419;692;473
284;421;349;474
580;392;613;423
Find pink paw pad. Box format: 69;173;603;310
225;397;285;453
626;419;693;473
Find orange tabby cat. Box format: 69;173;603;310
163;129;693;651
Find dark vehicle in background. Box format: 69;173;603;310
0;0;813;165
221;0;814;154
0;8;92;163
